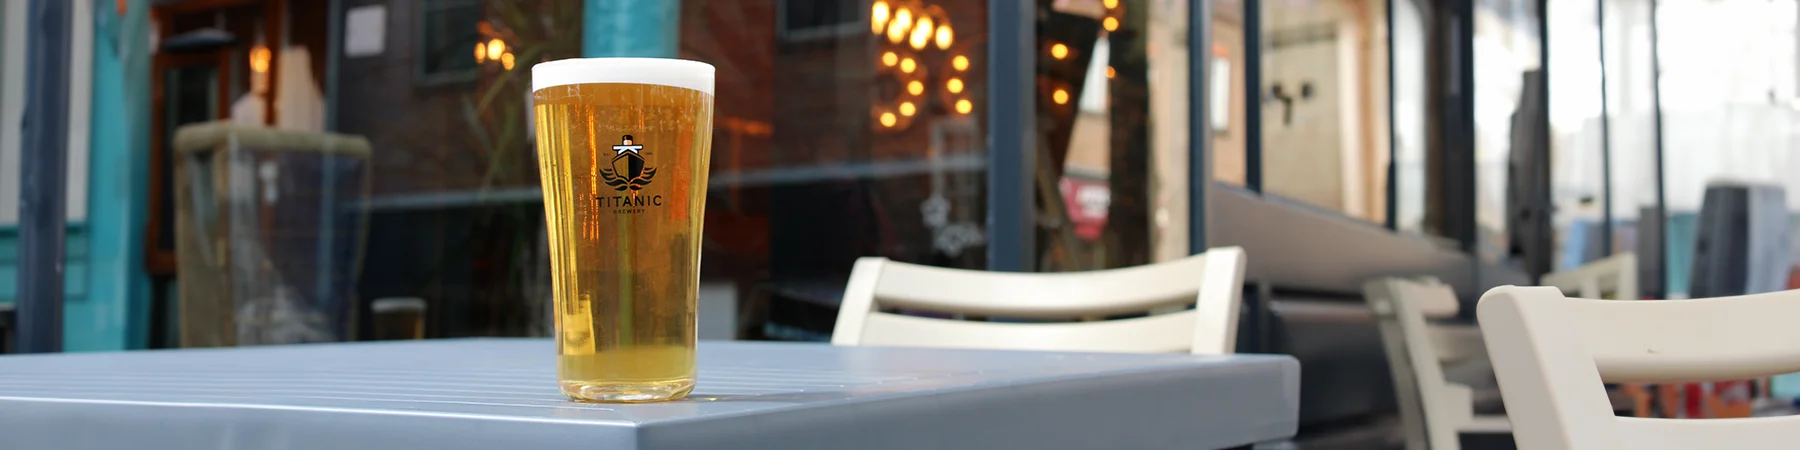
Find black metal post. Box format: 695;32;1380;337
1243;0;1263;192
16;0;73;353
1189;0;1212;253
1596;0;1614;256
986;0;1036;271
1647;0;1668;298
1446;0;1478;252
1385;0;1398;230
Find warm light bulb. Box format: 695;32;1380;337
1104;0;1119;8
475;42;487;63
502;52;516;70
1053;89;1069;105
1107;67;1116;79
900;57;916;73
893;8;913;34
899;101;916;117
935;25;953;49
887;19;907;43
487;38;505;61
953;55;969;71
872;1;891;34
881;112;898;127
955;99;973;114
249;45;271;73
1051;43;1068;60
908;80;925;95
1104;17;1119;32
947;78;964;93
883;51;898;67
910;17;933;50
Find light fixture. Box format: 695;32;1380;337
908;80;925;95
475;42;487;63
955;99;973;114
1053;88;1069;105
872;1;891;34
910;17;933;50
934;24;953;49
249;45;271;73
881;112;898;127
883;51;898;67
900;57;916;73
487;38;505;61
893;8;913;35
952;55;969;71
886;16;908;43
1104;17;1119;32
1107;67;1116;78
899;101;916;116
1051;43;1068;60
947;77;963;93
502;52;516;70
1104;0;1118;8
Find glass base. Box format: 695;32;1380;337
560;378;695;403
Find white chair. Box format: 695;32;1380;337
1364;278;1511;450
1478;286;1800;450
1540;253;1638;301
831;247;1247;354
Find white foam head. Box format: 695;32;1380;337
531;57;715;95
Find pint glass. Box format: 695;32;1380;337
531;58;714;402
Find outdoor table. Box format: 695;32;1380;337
0;339;1298;449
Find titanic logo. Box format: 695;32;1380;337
600;135;656;191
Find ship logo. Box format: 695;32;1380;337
600;135;656;191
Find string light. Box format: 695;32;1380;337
900;57;916;73
872;1;891;34
487;38;505;61
501;52;516;70
952;55;969;71
883;51;898;67
1104;0;1118;8
935;24;953;49
1051;43;1068;60
947;78;963;93
955;99;973;114
475;42;486;63
1107;67;1116;78
880;112;898;127
909;17;934;50
1104;17;1119;32
888;7;913;43
249;45;271;73
899;101;916;117
908;80;925;95
1053;88;1069;105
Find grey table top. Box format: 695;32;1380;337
0;339;1299;450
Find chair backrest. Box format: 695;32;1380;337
1478;286;1800;450
1364;277;1465;450
831;247;1247;354
1540;253;1638;300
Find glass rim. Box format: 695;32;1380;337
531;57;716;95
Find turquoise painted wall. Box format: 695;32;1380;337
0;225;88;310
582;0;680;58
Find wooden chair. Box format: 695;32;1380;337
1478;286;1800;450
831;247;1247;354
1540;253;1638;301
1364;277;1511;450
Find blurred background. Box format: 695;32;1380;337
5;0;1800;448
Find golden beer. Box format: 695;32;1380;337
531;58;714;402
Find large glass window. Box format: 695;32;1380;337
1548;0;1607;270
1603;0;1660;293
1258;0;1390;224
1212;0;1248;187
1035;0;1188;271
1472;0;1542;261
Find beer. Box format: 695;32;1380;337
531;58;714;402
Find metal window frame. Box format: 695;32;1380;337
985;0;1034;271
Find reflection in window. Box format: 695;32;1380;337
1473;0;1541;262
681;0;988;339
1038;0;1189;271
1259;0;1390;224
1547;0;1608;270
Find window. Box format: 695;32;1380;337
780;0;861;40
1034;0;1190;270
416;0;481;84
1258;0;1391;224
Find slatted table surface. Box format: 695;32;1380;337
0;339;1298;450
